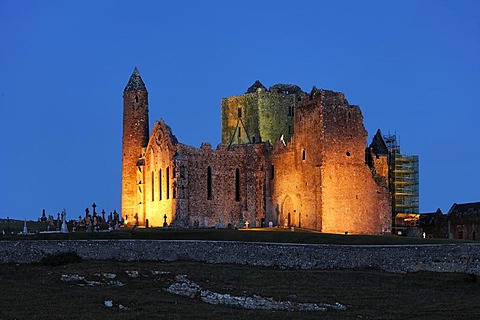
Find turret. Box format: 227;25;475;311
121;67;149;223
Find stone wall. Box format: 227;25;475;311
221;84;296;146
141;121;177;227
270;90;391;234
2;240;480;275
174;143;270;228
123;73;391;234
142;120;271;228
312;90;391;234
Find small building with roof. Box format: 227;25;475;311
447;202;480;240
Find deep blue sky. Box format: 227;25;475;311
1;0;479;221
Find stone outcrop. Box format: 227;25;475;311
164;274;345;312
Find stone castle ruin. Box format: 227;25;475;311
121;68;391;234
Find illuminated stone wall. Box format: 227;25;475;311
121;70;149;224
141;121;177;227
122;70;391;234
174;143;269;228
271;90;391;234
372;156;389;182
140;121;270;228
312;90;391;234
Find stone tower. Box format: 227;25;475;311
121;67;149;223
221;81;303;148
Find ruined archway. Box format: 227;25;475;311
281;196;295;227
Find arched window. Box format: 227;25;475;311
151;171;155;201
457;228;463;239
180;165;185;178
207;167;212;200
166;167;170;199
159;169;162;200
134;95;138;103
302;149;306;161
235;168;240;202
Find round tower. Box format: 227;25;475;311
121;67;149;223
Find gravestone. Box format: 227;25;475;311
60;211;69;233
86;216;92;232
163;214;168;228
217;218;224;229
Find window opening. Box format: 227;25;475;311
207;167;212;200
180;165;185;178
235;168;240;202
151;171;155;201
166;167;170;199
288;106;294;117
159;169;162;200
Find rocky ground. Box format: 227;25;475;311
1;259;479;319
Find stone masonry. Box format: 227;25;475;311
2;240;480;275
121;69;391;234
121;67;149;224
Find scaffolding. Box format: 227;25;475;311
384;134;419;217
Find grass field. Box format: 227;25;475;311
0;219;469;245
0;259;479;320
0;219;477;319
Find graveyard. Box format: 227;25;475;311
0;218;468;245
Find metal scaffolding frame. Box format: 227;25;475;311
384;134;419;217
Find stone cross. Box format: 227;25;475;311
61;210;69;233
163;214;168;228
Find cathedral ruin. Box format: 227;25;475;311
121;68;392;234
